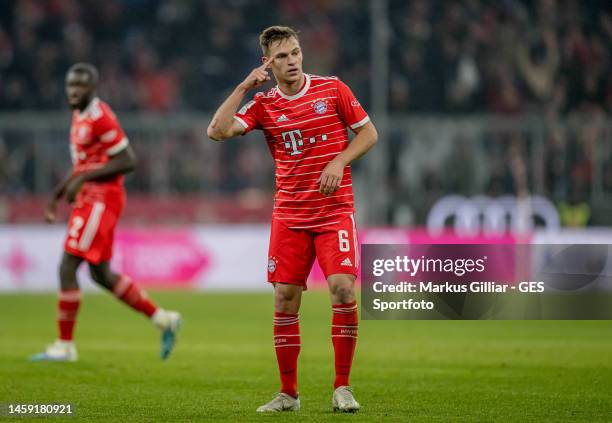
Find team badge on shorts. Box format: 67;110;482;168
268;256;278;273
313;100;327;114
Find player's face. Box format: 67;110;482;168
65;71;95;110
265;37;303;84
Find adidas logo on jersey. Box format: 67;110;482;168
341;257;353;267
276;114;289;122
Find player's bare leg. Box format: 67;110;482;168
274;282;302;314
328;274;361;412
31;253;83;361
89;261;182;360
257;283;302;412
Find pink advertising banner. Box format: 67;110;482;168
3;225;612;292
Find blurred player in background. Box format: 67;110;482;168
207;26;378;412
31;63;181;362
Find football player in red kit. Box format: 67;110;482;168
207;26;378;412
31;63;181;362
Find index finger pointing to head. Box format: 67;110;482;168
262;56;274;69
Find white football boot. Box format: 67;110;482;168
256;393;300;412
30;340;78;362
332;386;361;412
152;309;182;360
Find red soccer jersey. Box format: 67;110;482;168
234;73;370;229
69;98;129;206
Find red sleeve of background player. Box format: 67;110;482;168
336;79;370;131
233;93;263;135
92;102;129;156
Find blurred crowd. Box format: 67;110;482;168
0;0;611;114
389;0;612;116
0;0;369;111
384;0;612;226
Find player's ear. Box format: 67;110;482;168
261;56;268;66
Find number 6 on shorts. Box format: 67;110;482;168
338;230;350;252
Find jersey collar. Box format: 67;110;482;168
78;97;99;119
276;73;310;101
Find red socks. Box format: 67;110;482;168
274;312;301;398
112;275;157;317
272;303;357;395
332;301;359;389
56;276;155;342
58;289;81;341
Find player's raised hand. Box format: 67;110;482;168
44;199;57;223
238;57;274;91
318;158;345;196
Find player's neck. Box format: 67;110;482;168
277;73;306;96
78;96;96;112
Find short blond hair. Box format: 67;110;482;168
259;26;299;55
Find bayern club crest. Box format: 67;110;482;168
268;257;277;273
313;100;328;114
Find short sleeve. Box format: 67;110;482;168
234;94;263;135
336;79;370;131
92;106;129;156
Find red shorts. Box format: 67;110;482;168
64;198;123;264
267;213;359;286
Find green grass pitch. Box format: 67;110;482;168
1;290;611;422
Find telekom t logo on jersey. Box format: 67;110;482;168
281;129;329;155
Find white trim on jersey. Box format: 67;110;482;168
276;151;340;163
350;116;370;130
274;211;353;220
278;183;352;195
107;137;129;156
275;159;338;170
100;129;118;143
310;138;348;150
233;116;249;129
264;121;347;141
264;113;338;130
274;201;353;210
78;97;100;120
264;109;338;125
277;172;351;187
270;83;336;106
309;75;338;80
350;213;359;267
276;193;354;202
288;221;341;229
270;79;336;102
267;96;338;114
278;177;353;192
78;202;105;252
277;176;323;187
276;167;350;178
276;73;311;100
303;80;336;87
